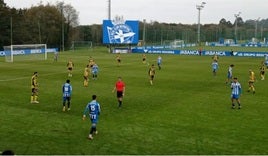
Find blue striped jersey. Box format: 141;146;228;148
231;82;241;95
84;100;101;116
228;66;232;74
212;62;218;70
62;83;72;97
92;64;99;74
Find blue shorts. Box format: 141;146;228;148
227;72;232;78
265;61;268;66
63;96;71;102
90;114;99;124
231;94;240;99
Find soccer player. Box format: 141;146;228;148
67;59;74;77
264;54;268;69
260;61;266;80
142;54;146;64
112;77;126;108
212;54;219;62
148;64;156;85
83;94;101;140
83;65;90;87
226;64;234;84
247;69;256;94
116;53;121;66
31;72;39;104
231;77;242;109
54;51;59;62
157;55;162;70
92;63;99;80
212;60;219;76
88;56;95;68
62;79;72;111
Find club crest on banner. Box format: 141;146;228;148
103;19;139;44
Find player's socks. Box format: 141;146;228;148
238;103;242;109
67;102;70;109
31;96;34;103
232;103;235;109
34;96;39;103
118;101;122;107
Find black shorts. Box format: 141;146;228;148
68;67;73;71
117;91;123;98
32;88;38;94
117;59;121;63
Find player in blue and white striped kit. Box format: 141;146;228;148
212;60;219;76
62;79;72;112
83;95;101;140
91;63;99;80
230;77;242;109
226;64;234;84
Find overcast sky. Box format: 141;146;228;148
4;0;267;25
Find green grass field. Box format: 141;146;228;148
1;47;268;155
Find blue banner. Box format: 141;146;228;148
131;47;268;57
0;48;58;57
102;20;139;44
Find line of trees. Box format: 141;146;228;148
1;0;268;50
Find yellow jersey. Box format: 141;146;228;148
249;71;255;82
84;67;90;77
31;75;38;89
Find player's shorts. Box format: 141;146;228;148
84;76;88;79
142;58;146;61
90;114;99;124
227;72;232;78
231;94;240;99
32;88;38;94
68;67;73;71
117;91;123;98
248;80;254;83
213;69;217;72
265;61;268;66
261;71;265;75
117;59;121;63
63;96;71;102
150;75;154;80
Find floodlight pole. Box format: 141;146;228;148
10;16;13;45
108;0;112;53
234;12;241;42
61;5;65;52
143;19;146;46
196;2;206;46
108;0;111;20
255;17;260;39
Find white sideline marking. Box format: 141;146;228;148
0;72;67;82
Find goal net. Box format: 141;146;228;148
4;44;47;62
162;39;185;49
170;39;185;48
70;41;92;51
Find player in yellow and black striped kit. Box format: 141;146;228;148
31;72;39;103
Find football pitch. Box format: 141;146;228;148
1;47;268;155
